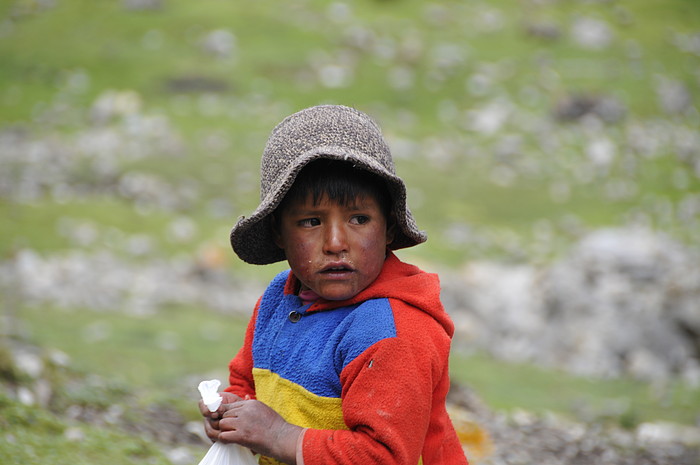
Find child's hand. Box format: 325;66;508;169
199;391;244;442
218;399;302;463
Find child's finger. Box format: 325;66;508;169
198;400;212;417
220;404;241;418
203;418;220;441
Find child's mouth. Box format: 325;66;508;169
320;264;354;274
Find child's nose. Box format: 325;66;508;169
323;223;348;254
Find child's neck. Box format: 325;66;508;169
298;287;320;305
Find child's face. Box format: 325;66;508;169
273;192;395;301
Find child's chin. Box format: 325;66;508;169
315;286;361;302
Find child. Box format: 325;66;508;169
199;104;468;465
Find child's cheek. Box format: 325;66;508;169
365;234;385;250
360;228;389;253
288;242;314;273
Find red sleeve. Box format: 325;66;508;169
224;298;260;399
300;302;452;465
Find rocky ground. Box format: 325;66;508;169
448;383;700;465
1;336;698;465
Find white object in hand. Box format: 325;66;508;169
198;379;223;412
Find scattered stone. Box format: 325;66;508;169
656;77;693;115
553;93;626;123
672;32;700;56
12;346;44;379
90;90;142;125
317;62;354;88
467;100;512;135
637;421;700;446
64;426;85;441
200;29;237;59
525;21;561;41
571;16;614;50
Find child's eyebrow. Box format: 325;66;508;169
286;202;369;216
285;205;325;216
344;203;365;211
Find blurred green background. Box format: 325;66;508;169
1;0;699;463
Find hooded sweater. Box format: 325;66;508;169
225;252;468;465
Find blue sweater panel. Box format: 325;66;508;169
251;270;398;399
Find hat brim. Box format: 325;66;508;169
230;147;426;265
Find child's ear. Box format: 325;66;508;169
270;214;284;249
386;216;397;246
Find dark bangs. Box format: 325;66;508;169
279;159;392;220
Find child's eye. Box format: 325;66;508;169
299;218;321;227
350;215;370;225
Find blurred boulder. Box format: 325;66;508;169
542;228;700;381
444;227;700;383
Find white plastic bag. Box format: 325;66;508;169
198;441;258;465
197;379;258;465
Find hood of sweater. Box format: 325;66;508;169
283;251;454;338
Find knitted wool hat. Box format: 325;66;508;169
230;104;427;265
